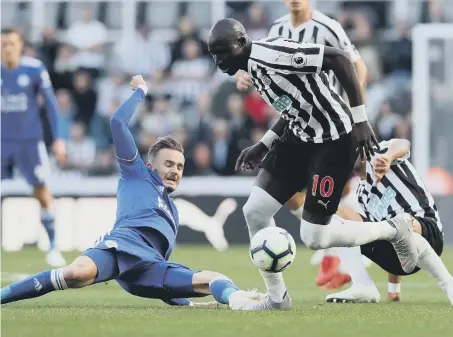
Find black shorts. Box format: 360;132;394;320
360;215;444;276
260;129;358;217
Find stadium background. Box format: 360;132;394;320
1;0;453;251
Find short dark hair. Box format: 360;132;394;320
1;28;24;41
148;136;184;162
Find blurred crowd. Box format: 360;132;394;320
4;0;453;177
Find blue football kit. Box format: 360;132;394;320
1;56;60;186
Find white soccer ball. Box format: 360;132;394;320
249;227;296;273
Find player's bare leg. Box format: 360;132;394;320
387;274;401;302
242;169;294;310
33;185;66;267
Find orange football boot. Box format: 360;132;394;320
316;255;341;286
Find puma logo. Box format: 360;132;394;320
318;200;330;209
174;198;237;252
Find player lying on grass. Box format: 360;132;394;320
1;75;261;309
208;18;419;311
324;138;453;304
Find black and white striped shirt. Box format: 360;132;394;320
248;37;353;143
268;11;360;96
357;139;443;233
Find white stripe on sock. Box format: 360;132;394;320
57;269;68;290
50;270;60;290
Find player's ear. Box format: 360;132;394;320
146;162;153;169
238;36;246;47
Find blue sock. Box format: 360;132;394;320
209;279;239;304
1;269;67;304
41;209;56;249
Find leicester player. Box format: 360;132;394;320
1;28;66;267
1;75;261;310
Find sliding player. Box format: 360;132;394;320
1;76;261;310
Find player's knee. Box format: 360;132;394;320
64;257;98;288
300;220;330;250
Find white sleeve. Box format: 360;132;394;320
250;39;325;75
329;20;361;62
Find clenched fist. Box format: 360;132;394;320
130;75;148;91
235;70;253;91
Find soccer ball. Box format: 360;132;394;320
249;227;296;273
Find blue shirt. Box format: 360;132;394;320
110;88;179;259
1;57;59;141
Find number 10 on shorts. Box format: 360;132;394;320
312;175;334;197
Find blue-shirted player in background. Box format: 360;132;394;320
1;28;66;267
1;75;263;310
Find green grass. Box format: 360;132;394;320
2;246;453;337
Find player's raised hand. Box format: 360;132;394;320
130;75;148;91
353;121;379;162
373;154;391;183
235;142;269;171
236;71;253;91
52;138;66;165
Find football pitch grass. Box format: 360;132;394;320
2;246;453;337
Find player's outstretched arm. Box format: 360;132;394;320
385;139;411;161
110;76;148;163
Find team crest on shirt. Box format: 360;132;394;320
17;74;30;87
104;240;118;249
291;52;307;68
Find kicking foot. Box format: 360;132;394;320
326;285;380;303
316;256;340;286
46;249;66;267
388;214;419;273
230;291;292;311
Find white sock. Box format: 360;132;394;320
414;234;453;304
290;205;303;220
300;216;397;249
243;186;287;302
259;270;287;302
336;246;375;287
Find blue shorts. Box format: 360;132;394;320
82;227;202;300
1;139;50;187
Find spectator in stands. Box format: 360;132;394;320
190;143;216;176
170;16;209;65
52;45;77;91
211;119;234;176
140;93;183;137
374;101;401;140
38;27;59;73
72;69;97;129
55;89;76;141
242;3;269;40
243;90;269;127
65;6;108;78
113;24;170;77
87;148;117;177
185;94;213;144
170;39;213;107
62;123;96;171
383;21;412;80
